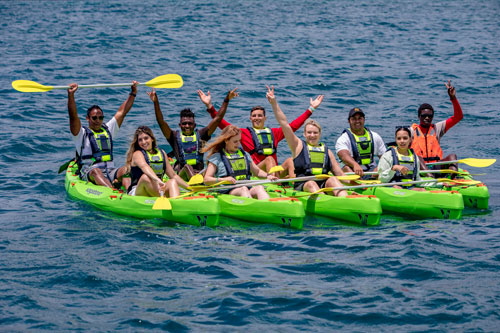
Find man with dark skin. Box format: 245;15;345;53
149;88;238;180
410;80;463;175
67;81;137;188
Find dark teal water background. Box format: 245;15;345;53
1;1;499;331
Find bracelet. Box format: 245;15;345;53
224;98;230;103
129;92;136;97
216;177;219;182
309;106;316;112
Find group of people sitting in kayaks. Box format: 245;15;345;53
66;79;462;200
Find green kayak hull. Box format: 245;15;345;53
65;162;220;227
452;183;489;209
357;186;464;219
210;193;305;229
265;185;382;226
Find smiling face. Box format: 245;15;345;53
86;108;104;131
304;124;321;146
137;132;153;152
419;109;434;128
224;133;242;153
179;116;196;136
395;128;411;151
250;109;266;129
348;114;365;135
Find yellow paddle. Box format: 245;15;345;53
152;191;172;210
356;178;482;185
12;74;183;93
268;165;285;174
187;173;205;186
426;158;496;168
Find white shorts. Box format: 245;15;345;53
128;185;137;196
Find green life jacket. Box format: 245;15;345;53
175;129;203;167
247;127;276;156
141;149;167;179
389;147;418;182
220;148;251;180
343;127;374;166
78;125;113;166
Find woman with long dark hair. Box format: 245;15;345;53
125;126;188;197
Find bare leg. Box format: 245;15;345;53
279;157;296;178
164;179;180;197
325;177;348;197
136;174;160;197
89;168;113;188
257;156;277;174
249;185;270;200
229;186;252;198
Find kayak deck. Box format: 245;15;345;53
265;184;382;226
65;162;220;227
356;186;464;219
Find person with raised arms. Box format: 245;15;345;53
149;88;238;181
67;81;137;188
124;126;188;197
202;125;278;199
377;127;425;191
336;107;386;178
410;80;463;174
201;89;321;177
266;86;349;197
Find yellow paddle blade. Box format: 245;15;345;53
152;196;172;210
188;173;204;186
357;180;381;184
145;74;183;89
12;80;54;92
268;165;285;174
459;158;496;168
188;180;232;191
437;178;482;185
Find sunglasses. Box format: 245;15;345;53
395;125;410;130
91;116;104;121
419;114;433;119
180;121;194;126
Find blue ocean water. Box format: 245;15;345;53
1;0;499;330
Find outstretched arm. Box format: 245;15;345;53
114;81;138;127
133;150;165;187
204;88;239;136
288;95;323;132
202;89;232;130
67;83;81;136
444;80;463;132
266;86;302;158
148;88;173;140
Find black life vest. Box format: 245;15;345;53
175;129;204;167
293;140;331;177
342;127;374;166
247;127;276;156
389;147;418;182
220;148;251;180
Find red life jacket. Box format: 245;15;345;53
411;123;443;162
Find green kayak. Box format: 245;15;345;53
438;171;489;209
206;193;305;229
65;162;220;227
265;184;382;226
356;186;464;219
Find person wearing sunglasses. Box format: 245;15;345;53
410;80;463;175
201;88;320;178
67;81;138;188
149;88;238;181
335;107;386;178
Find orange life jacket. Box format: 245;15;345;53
410;123;443;162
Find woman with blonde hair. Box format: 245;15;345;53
202;125;277;198
266;86;349;196
125;126;188;197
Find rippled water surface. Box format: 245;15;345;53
1;0;499;331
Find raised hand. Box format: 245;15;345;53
445;80;456;99
266;85;276;104
131;81;138;94
226;88;239;101
310;95;324;109
197;89;211;106
147;88;157;102
67;83;78;94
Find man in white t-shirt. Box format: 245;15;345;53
335;107;386;177
67;81;138;188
